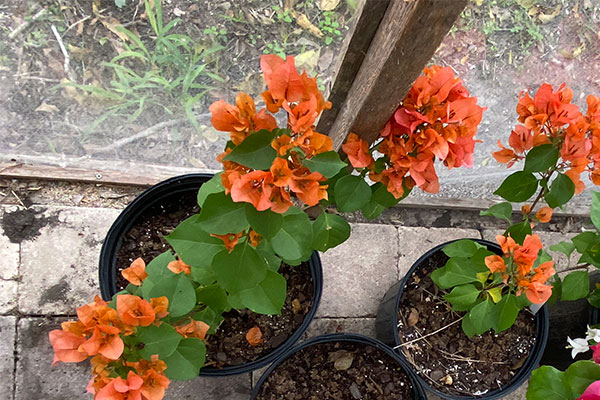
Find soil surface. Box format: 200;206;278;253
113;187;315;368
397;250;537;397
255;341;415;400
1;206;58;243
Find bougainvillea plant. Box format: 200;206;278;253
49;55;484;399
432;83;600;337
527;326;600;399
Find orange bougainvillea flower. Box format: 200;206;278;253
513;234;542;274
246;326;263;346
140;368;170;400
521;204;532;215
230;170;273;211
484;255;506;274
536;206;553;223
150;297;169;320
342;133;374;168
117;295;156;327
270;157;292;187
288;169;328;206
49;329;88;366
532;261;556;283
211;231;244;253
248;230;262;247
496;234;518;255
260;54;305;104
96;370;144;400
175;319;210;341
77;296;119;331
122;258;147;286
79;324;124;360
523;281;553;304
167;259;191;275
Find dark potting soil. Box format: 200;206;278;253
114;189;314;368
256;341;415;400
397;250;536;397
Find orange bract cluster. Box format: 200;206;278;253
343;66;484;198
210;55;333;213
484;234;555;304
494;83;600;194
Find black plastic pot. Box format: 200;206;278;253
250;333;427;399
375;238;550;399
98;173;324;376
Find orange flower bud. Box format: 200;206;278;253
536;206;553;223
246;326;263;346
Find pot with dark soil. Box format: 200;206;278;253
99;174;323;376
375;239;549;399
251;333;427;399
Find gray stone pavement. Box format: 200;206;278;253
1;203;572;399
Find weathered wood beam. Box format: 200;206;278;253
316;0;391;133
327;0;467;150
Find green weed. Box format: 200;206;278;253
319;11;342;45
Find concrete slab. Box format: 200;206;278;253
304;317;376;339
317;223;399;318
19;206;120;315
16;317;92;400
0;316;16;400
397;227;482;279
165;375;251;399
426;382;527;399
482;229;578;273
0;224;19;280
0;279;17;314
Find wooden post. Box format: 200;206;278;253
325;0;467;150
316;0;391;133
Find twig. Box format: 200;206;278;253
9;8;47;39
51;24;76;81
65;15;90;33
395;317;464;348
561;263;591;273
11;190;27;209
88;119;189;153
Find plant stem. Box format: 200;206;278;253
395;317;464;348
559;264;591;274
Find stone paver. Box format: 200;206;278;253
165;375;250;399
0;224;19;280
482;229;578;273
304;317;377;339
19;206;120;315
397;227;482;279
0;316;16;400
0;280;17;314
317;223;399;318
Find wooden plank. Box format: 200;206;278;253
328;0;467;150
316;0;391;133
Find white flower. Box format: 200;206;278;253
586;326;600;342
567;336;590;359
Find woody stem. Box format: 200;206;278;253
560;264;591;274
529;166;558;213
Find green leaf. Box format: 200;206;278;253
245;205;283;238
491;294;520;333
461;299;494;337
324;167;350;205
148;273;196;318
430;258;482;289
334;175;372;212
165;215;223;267
196;192;249;235
550;241;576;258
480;202;512;223
526;366;570;400
238;270;287;314
256;240;282;271
371;182;400;208
197;173;224;206
163;338;206;380
504;221;532;244
545;173;575;208
561;270;590;301
137;323;182;360
302;151;347;178
589;288;600;308
222;129;277;170
494;171;538;202
547;275;562;306
195;284;229;312
442;239;480;258
211;242;267;293
524;143;559;173
193;307;224;334
360;201;385;220
312;212;351;252
145;251;176;278
271;208;313;261
573;232;598;253
565;360;600;398
444;284;481;311
190;266;216;286
592;192;600;231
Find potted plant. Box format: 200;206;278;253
48;56;484;399
251;333;427;399
376;82;600;398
